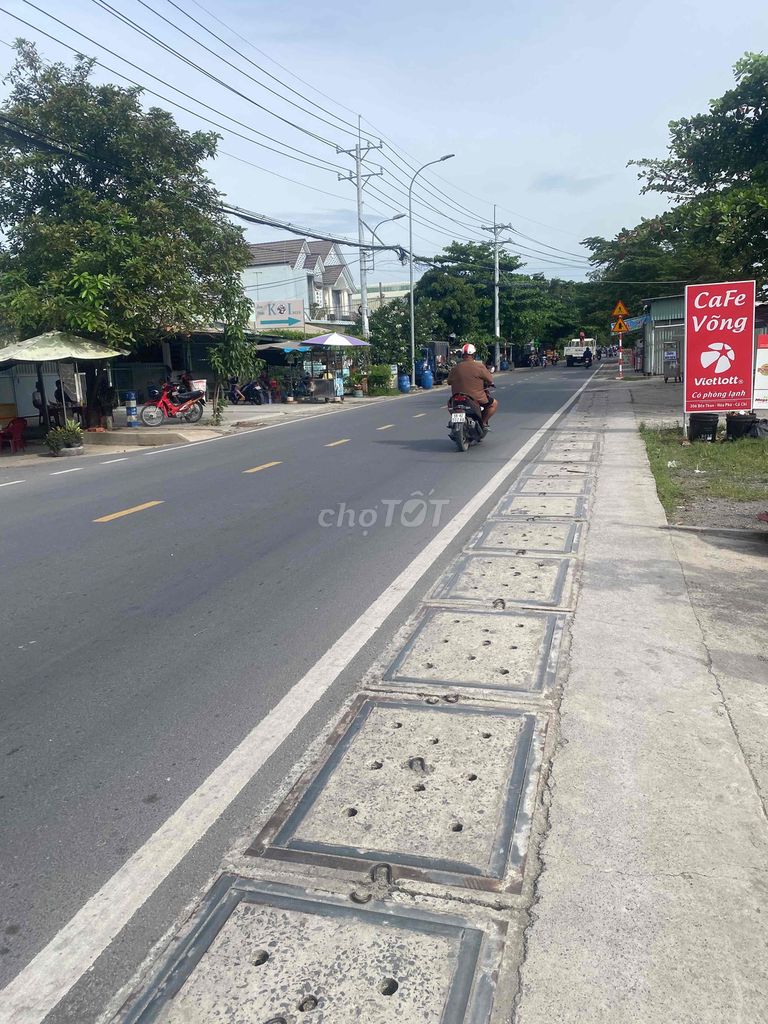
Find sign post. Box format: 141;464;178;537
752;334;768;413
611;302;630;379
684;280;755;428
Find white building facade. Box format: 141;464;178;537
242;239;357;325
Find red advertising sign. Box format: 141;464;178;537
684;280;755;413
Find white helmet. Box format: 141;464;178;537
461;343;476;356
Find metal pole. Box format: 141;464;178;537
356;117;370;341
368;214;404;273
618;333;624;379
482;207;511;372
409;154;455;386
493;204;500;371
409;182;415;386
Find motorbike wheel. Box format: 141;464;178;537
140;404;164;427
182;401;203;424
450;425;469;452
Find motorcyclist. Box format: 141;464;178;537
447;343;498;431
583;345;593;368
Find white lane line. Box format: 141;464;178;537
413;413;427;418
49;468;83;476
0;479;24;487
101;458;128;464
0;370;598;1024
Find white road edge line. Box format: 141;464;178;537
0;479;24;487
0;370;598;1024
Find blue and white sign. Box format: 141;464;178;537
254;298;305;331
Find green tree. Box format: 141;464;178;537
587;52;768;299
368;296;443;369
415;242;524;339
0;42;251;346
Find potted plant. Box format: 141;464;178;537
348;371;364;398
45;422;84;457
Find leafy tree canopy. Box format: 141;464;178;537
587;52;768;300
0;42;251;347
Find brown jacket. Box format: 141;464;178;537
447;359;494;402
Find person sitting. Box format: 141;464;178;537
447;343;498;431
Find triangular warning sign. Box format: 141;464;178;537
612;316;629;334
612;300;629;318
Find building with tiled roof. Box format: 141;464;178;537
242;238;356;326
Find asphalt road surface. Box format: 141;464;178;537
0;365;594;1022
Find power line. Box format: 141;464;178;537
6;5;348;174
186;0;361;120
160;0;363;139
89;0;343;149
218;151;354;203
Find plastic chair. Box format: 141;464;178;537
0;417;28;453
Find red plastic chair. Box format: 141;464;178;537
0;417;28;453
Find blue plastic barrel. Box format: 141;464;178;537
398;373;411;393
421;368;433;390
500;359;509;371
125;391;139;427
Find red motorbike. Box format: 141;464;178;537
140;382;205;426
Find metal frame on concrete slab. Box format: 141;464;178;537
246;695;546;894
490;491;588;520
380;606;567;697
468;518;584;557
116;873;507;1024
428;551;574;609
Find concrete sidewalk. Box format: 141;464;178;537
516;380;768;1023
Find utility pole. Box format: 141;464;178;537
482;205;513;370
338;118;382;340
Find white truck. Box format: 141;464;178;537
563;339;595;367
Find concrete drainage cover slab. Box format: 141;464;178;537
248;698;545;893
513;476;589;496
524;462;593;480
469;518;581;555
429;553;571;609
538;449;596;464
118;875;505;1024
381;606;565;694
491;493;586;520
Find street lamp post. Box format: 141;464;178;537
409;154;454;386
366;213;405;273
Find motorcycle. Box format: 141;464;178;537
141;382;205;426
241;379;269;405
447;389;491;452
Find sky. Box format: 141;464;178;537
1;0;766;287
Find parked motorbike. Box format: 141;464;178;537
241;379;269;405
141;382;205;426
447;390;489;452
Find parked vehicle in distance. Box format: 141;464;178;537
564;339;597;367
141;381;205;425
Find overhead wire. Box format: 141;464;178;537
1;6;600;277
89;0;344;149
6;4;348;174
159;0;364;138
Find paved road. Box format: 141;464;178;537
0;366;592;1022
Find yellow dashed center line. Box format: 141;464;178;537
325;439;350;447
243;461;282;474
93;500;164;523
376;424;395;431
